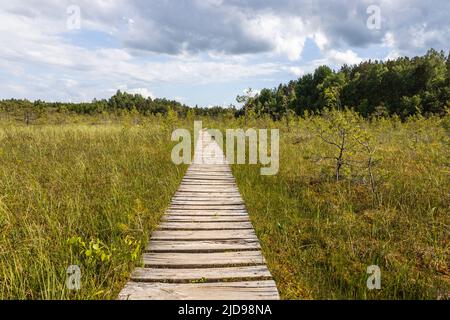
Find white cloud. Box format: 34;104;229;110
313;32;329;51
244;13;309;61
63;79;78;88
127;88;155;99
288;67;305;77
325;49;363;66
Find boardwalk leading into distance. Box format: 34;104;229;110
118;130;279;300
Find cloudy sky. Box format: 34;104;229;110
0;0;449;107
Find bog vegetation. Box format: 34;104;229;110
0;116;188;299
0;50;448;299
219;111;449;299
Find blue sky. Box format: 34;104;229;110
0;0;449;107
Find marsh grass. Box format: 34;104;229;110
0;119;187;299
0;111;448;300
220;114;449;299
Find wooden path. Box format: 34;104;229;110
118;130;279;300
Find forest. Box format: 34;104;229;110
245;49;449;119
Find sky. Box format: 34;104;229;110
0;0;449;107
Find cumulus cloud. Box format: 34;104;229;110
126;88;155;99
99;0;450;58
289;67;305;77
325;49;363;66
3;1;449;58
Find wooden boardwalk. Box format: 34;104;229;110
118;130;279;300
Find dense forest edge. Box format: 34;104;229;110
1;49;449;122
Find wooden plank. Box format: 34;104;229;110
173;194;240;198
158;221;253;230
186;169;232;175
188;168;231;171
181;182;235;185
171;200;244;205
182;176;234;179
151;229;256;241
177;188;239;193
171;200;243;204
142;251;266;268
162;215;250;222
187;170;231;174
186;169;233;173
175;192;242;196
183;178;234;182
179;181;236;184
176;189;240;193
183;179;235;183
172;197;243;201
180;181;236;185
169;205;246;210
146;239;261;253
166;210;248;216
185;173;233;177
179;184;237;188
179;182;237;185
178;186;238;190
118;281;280;300
130;265;272;283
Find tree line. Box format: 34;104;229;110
1;49;449;121
241;49;450;120
0;90;234;120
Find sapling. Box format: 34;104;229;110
312;108;361;182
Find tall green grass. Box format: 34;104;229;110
227;114;449;299
0;120;186;299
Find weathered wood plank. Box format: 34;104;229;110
162;215;250;222
159;221;253;230
177;189;239;193
186;172;231;174
180;185;236;188
142;251;266;268
179;184;237;187
169;207;247;212
175;192;242;196
130;265;272;283
185;173;234;177
180;179;236;182
176;189;240;193
179;182;237;185
180;182;236;186
183;178;234;182
172;197;243;201
146;239;261;253
151;229;257;241
166;210;248;216
118;281;280;300
171;201;244;206
183;178;236;183
188;167;231;171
